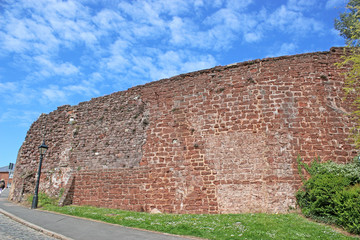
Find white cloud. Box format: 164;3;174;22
117;1;169;26
181;55;216;73
42;85;67;103
169;16;189;45
267;5;324;34
92;9;125;31
3;0;328;85
158;51;182;66
325;0;345;9
287;0;317;11
268;43;298;58
5;86;38;105
121;48;216;82
80;31;98;47
89;72;104;83
0;0;92;55
103;55;130;73
0;82;17;93
34;56;79;77
7;18;36;41
225;0;253;10
194;0;204;8
145;0;192;16
0;109;40;127
0;26;32;53
208;8;242;31
0;82;38;105
110;39;130;56
268;5;298;29
65;80;100;96
244;32;262;42
0;0;340;109
153;50;216;80
56;63;79;76
279;43;297;55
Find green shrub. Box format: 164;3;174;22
297;174;350;221
311;161;360;185
296;156;360;233
296;156;321;182
334;184;360;234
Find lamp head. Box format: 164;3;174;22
38;140;48;155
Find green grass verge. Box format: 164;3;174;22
42;205;359;240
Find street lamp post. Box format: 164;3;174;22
31;140;48;209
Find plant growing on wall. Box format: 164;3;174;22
335;0;360;148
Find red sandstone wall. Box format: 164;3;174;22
10;47;357;213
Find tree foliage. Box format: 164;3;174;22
335;0;360;47
335;0;360;148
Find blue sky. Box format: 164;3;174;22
0;0;348;168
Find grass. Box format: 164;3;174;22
41;204;359;240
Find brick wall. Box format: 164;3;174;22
0;172;10;188
9;47;358;213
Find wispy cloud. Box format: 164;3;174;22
65;81;100;96
0;109;41;127
34;56;79;77
0;82;17;93
287;0;318;11
41;85;68;103
267;43;298;58
325;0;346;9
0;0;341;110
267;5;323;34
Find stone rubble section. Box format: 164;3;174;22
9;47;357;214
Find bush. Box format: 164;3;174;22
296;156;360;234
296;174;350;221
334;184;360;234
311;161;360;185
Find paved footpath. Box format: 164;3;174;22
0;189;200;240
0;212;57;240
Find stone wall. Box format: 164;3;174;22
9;47;358;213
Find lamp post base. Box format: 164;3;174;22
31;195;38;209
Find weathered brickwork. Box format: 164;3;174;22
9;47;358;213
